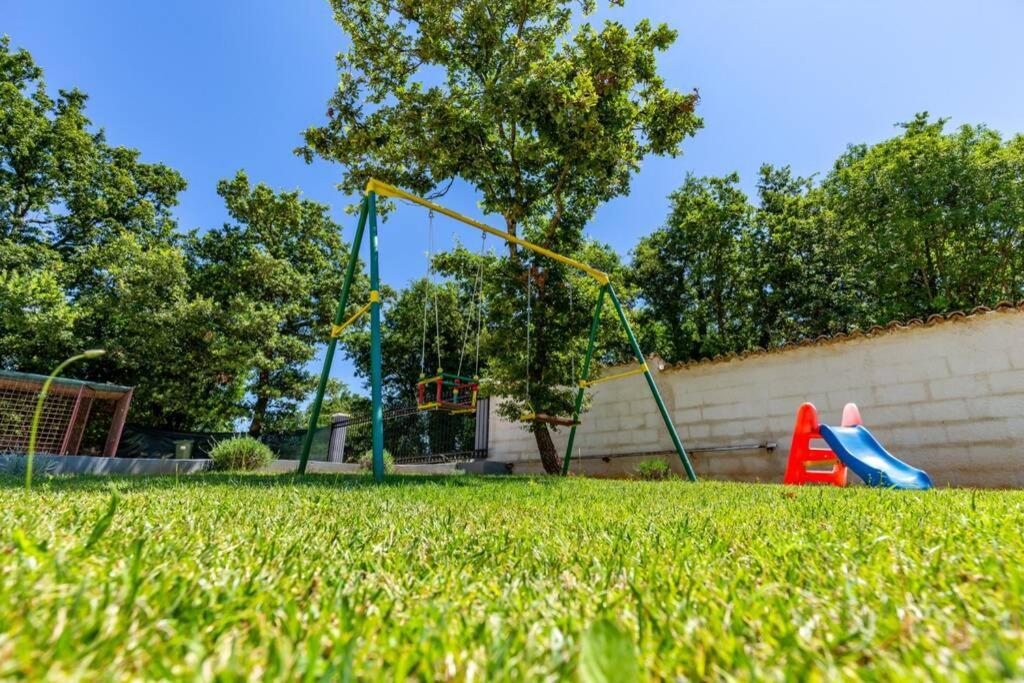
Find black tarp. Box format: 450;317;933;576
116;425;331;461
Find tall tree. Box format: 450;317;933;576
1;36;185;257
745;165;863;350
823;113;1024;320
299;1;702;472
631;114;1024;366
0;37;248;430
630;173;753;363
2;39;369;434
72;233;249;431
192;172;363;436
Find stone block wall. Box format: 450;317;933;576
488;306;1024;488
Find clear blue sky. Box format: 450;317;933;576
6;0;1024;393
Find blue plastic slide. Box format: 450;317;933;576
819;424;933;490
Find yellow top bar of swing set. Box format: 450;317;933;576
578;362;649;388
365;178;611;285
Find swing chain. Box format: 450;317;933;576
457;231;487;378
525;265;532;404
474;237;486;377
430;211;442;372
419;214;431;377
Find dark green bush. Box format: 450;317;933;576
635;459;672;480
209;437;274;471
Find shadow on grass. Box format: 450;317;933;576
0;469;564;494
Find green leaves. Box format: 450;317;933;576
632;114;1024;366
192;171;363;434
579;619;641;683
0;266;78;368
824;113;1024;321
630;173;754;363
0;35;185;254
0;38;239;431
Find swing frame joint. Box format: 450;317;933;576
330;296;377;338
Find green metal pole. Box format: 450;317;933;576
606;285;697;482
561;284;607;476
367;191;385;482
297;198;369;474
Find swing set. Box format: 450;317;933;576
297;178;697;483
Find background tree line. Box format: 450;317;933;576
4;15;1024;456
0;37;363;434
631;114;1024;364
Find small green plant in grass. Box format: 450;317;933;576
209;437;274;471
635;458;672;480
358;449;395;475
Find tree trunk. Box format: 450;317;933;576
524;260;558;473
533;422;562;474
248;395;268;437
248;371;271;436
505;216;519;259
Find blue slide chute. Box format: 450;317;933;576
819;425;933;490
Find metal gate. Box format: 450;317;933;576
328;397;489;464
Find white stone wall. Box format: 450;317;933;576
488;308;1024;488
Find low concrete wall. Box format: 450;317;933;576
0;455;212;476
488;306;1024;488
0;456;472;478
0;456;479;479
266;460;466;475
264;460;361;474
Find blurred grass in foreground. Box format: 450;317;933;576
1;474;1022;680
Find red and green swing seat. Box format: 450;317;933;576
416;372;479;414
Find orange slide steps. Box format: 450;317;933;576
783;402;862;486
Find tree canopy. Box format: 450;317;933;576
0;36;239;430
631;114;1024;365
192;172;362;435
301;0;703;471
0;38;362;434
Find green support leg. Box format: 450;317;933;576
606;285;697;482
298;198;369;474
367;191;385;482
561;284;607;476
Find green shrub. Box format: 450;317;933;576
635;459;672;480
209;437;274;471
357;449;395;475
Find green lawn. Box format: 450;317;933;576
1;474;1022;680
